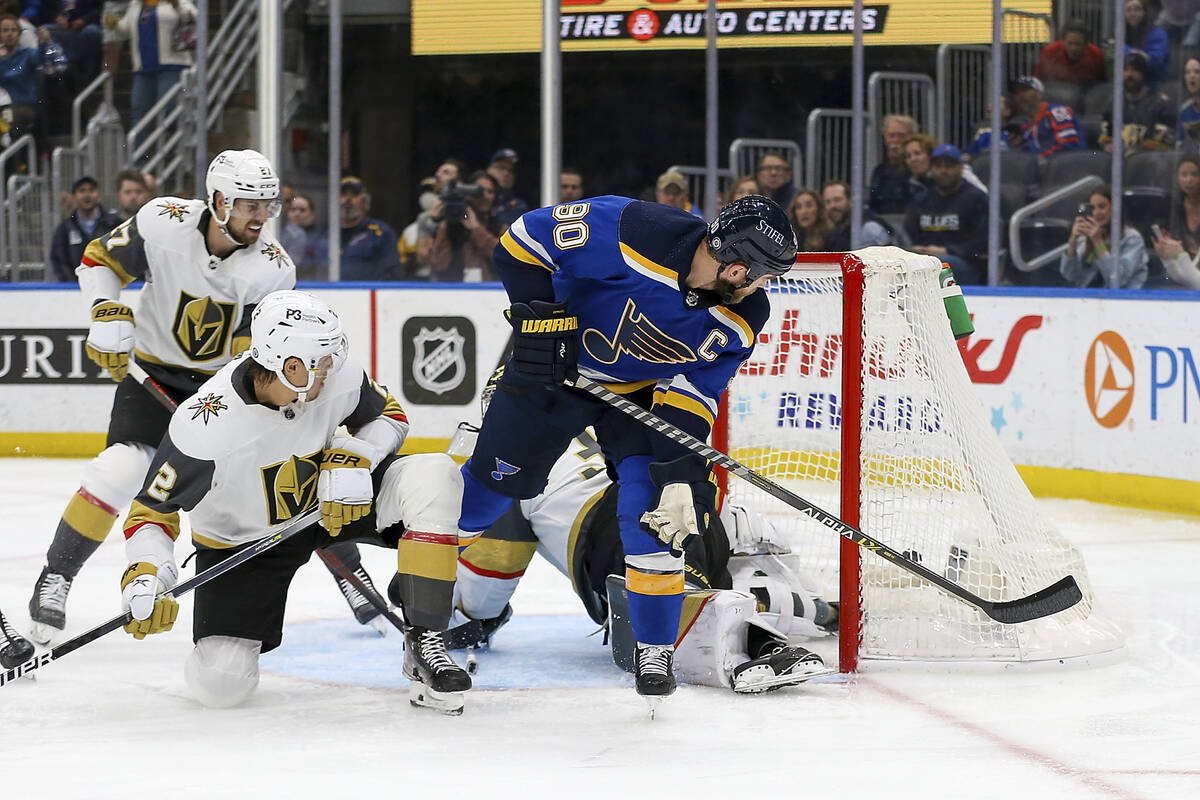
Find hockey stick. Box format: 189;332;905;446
567;375;1082;625
314;548;408;633
0;508;321;687
128;360;178;411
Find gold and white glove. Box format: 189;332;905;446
85;300;134;381
639;455;718;558
318;436;377;536
120;524;179;639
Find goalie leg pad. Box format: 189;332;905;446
185;636;261;708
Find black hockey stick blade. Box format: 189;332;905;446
568;375;1084;625
0;508;320;688
982;575;1083;625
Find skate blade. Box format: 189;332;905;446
644;695;664;720
367;616;390;637
409;681;464;716
733;664;837;694
465;646;479;675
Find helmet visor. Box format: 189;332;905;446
229;197;283;220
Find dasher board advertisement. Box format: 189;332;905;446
412;0;1052;55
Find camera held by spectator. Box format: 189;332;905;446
438;179;486;228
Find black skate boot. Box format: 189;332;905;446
635;643;676;719
0;612;36;670
732;643;833;694
333;567;388;636
405;626;472;715
28;567;73;644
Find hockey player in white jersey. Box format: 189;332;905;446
450;423;836;693
118;291;471;713
26;151;383;642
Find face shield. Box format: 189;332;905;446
228;196;284;220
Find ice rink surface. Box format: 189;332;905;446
1;458;1197;799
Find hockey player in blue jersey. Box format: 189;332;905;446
456;194;797;704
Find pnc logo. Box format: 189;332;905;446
1084;331;1135;428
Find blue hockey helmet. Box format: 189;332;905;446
706;194;797;282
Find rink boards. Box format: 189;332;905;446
0;282;1196;512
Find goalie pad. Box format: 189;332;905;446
729;552;827;639
607;574;757;690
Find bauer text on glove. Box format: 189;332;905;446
86;300;135;381
318;437;376;536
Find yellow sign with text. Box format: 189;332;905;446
412;0;1052;55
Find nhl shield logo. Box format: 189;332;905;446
412;326;466;396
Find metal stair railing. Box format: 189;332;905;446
805;108;856;193
727;138;803;190
1008;176;1104;272
0;135;51;282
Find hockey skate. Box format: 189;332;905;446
731;644;834;694
0;612;36;671
404;627;472;716
333;567;390;636
442;604;512;651
27;567;72;645
635;643;676;719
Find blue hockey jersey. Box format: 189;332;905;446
493;196;770;447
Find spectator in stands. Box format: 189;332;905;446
1060;186;1148;288
48;175;120;281
755;153;795;207
1177;55;1200;147
723;174;760;207
868;114;918;214
40;2;103;85
1035;19;1107;90
403;158;467;280
282;192;328;281
0;14;40;149
1122;0;1170;86
903;144;988;285
116;0;197;149
1148;154;1200;286
822;179;894;250
430;169;500;283
114;167;148;219
965;96;1016;161
1156;0;1198;80
903;133;936;202
280;180;295;213
560;167;584;202
654;169;703;218
787;188;832;252
339;175;400;281
1009;75;1086;158
100;0;128;75
1100;52;1176;152
0;1;37;49
487;148;528;229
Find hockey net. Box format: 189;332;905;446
714;247;1122;671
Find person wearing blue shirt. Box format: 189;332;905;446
455;194;797;704
0;13;39;145
116;0;195;142
338;176;400;281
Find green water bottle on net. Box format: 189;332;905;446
940;266;974;340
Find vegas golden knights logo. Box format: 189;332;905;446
171;293;236;362
260;452;321;525
582;298;696;365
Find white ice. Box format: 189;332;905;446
1;457;1198;799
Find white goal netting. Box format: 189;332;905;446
719;247;1123;665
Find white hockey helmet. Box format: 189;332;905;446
250;290;346;402
205;149;282;237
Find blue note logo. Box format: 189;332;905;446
582;298;696;365
490;459;521;481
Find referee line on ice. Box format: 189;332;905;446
860;677;1147;800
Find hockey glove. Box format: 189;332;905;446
85;300;135;381
318;436;376;536
121;524;180;639
506;300;578;384
640;455;718;557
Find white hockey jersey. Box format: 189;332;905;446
80;197;295;374
124;352;409;548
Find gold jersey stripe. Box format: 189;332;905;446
598;378;657;394
566;488;608;599
653;388;716;427
81;240;135;287
191;531;237;549
125;500;182;540
63;490;119;542
709;304;754;347
619;243;679;283
500;229;554;272
626;567;685;596
459;539;538;578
